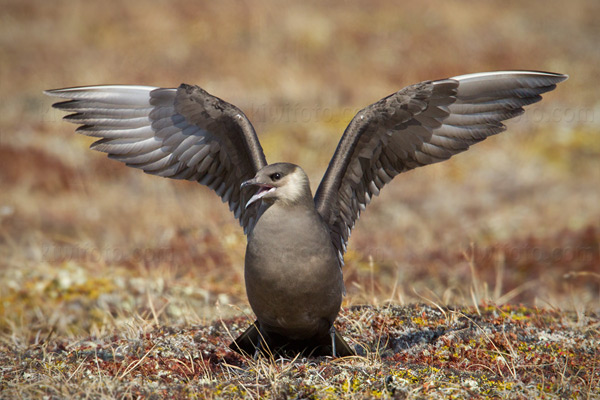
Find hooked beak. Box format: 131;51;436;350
241;178;275;208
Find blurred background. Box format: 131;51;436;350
1;0;598;338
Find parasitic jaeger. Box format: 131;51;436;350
46;70;567;357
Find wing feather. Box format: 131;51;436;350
314;71;567;263
46;84;268;233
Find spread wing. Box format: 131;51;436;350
314;70;568;263
46;84;268;233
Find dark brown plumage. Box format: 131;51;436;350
46;70;567;358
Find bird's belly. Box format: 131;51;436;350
244;227;343;339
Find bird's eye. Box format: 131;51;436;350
270;173;282;181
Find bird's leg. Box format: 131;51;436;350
254;324;267;360
329;325;337;357
253;341;261;360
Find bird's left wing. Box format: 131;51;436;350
46;84;267;233
313;71;567;263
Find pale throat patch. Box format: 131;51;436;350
278;168;309;205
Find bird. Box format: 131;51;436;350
46;70;567;358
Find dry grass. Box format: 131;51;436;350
1;305;598;398
1;0;599;398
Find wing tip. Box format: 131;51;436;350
452;70;569;84
49;100;73;110
44;85;160;101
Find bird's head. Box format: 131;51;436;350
241;163;311;208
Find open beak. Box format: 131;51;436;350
241;178;275;208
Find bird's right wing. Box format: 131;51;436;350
314;71;567;264
46;84;268;233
